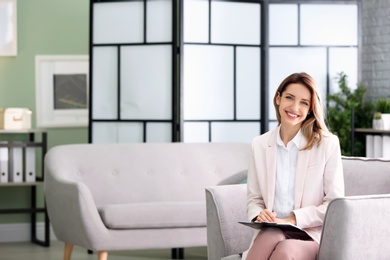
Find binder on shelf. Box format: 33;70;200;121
10;145;23;183
0;142;8;183
374;135;383;158
382;136;390;159
366;135;374;158
24;147;36;182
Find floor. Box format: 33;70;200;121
0;240;208;260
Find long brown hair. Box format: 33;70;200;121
273;72;329;150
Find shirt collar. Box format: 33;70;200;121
276;126;302;149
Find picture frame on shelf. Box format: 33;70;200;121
0;0;17;56
35;55;89;128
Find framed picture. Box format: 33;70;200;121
0;0;17;56
35;55;89;128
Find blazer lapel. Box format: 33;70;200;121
294;138;311;209
266;129;277;210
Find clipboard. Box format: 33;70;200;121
239;221;312;240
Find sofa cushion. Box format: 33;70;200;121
98;201;206;229
342;156;390;196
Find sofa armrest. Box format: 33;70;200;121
206;184;254;260
44;176;108;250
319;194;390;260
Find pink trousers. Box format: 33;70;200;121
246;228;319;260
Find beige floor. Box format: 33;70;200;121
0;240;208;260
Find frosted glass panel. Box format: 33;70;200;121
269;121;278;131
300;5;357;45
183;122;209;143
121;45;172;119
269;48;327;120
92;47;118;119
92;122;143;144
183;0;209;43
236;47;260;119
146;123;172;142
147;0;172;42
183;45;234;120
93;1;143;44
329;47;358;94
211;1;260;45
211;122;259;143
269;4;298;45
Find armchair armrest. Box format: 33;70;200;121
206;184;254;260
319;194;390;260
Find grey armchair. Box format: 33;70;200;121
206;157;390;260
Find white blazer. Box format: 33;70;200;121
244;127;344;257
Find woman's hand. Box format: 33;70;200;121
255;209;277;222
275;212;297;225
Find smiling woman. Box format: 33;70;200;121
243;72;344;260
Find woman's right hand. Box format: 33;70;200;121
255;209;277;222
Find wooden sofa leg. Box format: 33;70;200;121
64;243;73;260
98;251;108;260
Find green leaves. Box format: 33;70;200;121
326;72;374;156
375;98;390;113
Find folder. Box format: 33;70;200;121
374;135;383;158
0;142;8;183
10;146;23;183
24;147;36;182
365;135;374;158
239;221;311;241
382;136;390;159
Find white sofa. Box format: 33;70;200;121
206;156;390;260
44;142;250;260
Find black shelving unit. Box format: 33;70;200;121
0;129;50;247
352;128;390;157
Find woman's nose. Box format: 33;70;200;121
291;101;300;111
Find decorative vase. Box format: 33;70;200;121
373;119;384;130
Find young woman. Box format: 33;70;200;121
243;72;344;260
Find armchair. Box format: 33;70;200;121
206;157;390;260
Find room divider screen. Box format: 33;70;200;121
90;0;177;143
89;0;359;144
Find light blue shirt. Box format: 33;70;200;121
274;127;301;218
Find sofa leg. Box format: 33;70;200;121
98;251;108;260
172;248;184;259
64;243;73;260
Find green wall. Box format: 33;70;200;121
0;0;89;223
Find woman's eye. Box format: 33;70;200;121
286;96;293;100
301;101;309;106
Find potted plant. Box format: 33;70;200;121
372;111;383;130
375;98;390;130
327;72;375;156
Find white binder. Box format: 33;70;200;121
24;147;36;182
382;136;390;159
365;135;374;158
0;142;8;183
374;135;383;158
10;146;23;183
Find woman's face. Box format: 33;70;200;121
276;83;311;129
